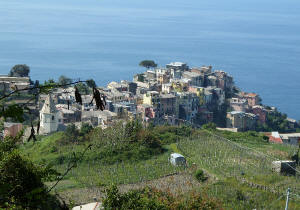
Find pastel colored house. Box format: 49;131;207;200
240;92;260;107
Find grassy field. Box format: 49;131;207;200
20;131;184;192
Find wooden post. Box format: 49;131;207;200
285;188;290;210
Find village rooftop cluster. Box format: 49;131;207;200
1;62;299;145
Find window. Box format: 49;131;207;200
52;116;55;120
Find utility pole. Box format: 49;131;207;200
285;188;290;210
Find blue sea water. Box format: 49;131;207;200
0;0;299;119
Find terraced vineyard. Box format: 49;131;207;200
177;130;300;209
21;126;300;209
51;152;184;191
179;130;300;191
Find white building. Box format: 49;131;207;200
166;62;189;71
40;94;59;134
169;153;186;166
280;133;300;145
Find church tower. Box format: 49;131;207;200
40;94;59;134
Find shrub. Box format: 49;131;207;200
195;169;208;182
139;130;162;149
236;190;246;201
103;185;169;210
202;122;217;130
0;138;61;209
80;123;93;136
103;185;222;210
50;146;58;153
185;192;222;210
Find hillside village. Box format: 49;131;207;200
1;63;300;209
1;61;300;145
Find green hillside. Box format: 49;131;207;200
20;124;300;209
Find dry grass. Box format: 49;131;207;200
57;171;213;206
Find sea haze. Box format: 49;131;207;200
0;0;299;119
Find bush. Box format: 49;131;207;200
202;122;217;130
103;185;169;210
236;190;246;201
185;192;222;210
151;125;193;144
139;130;162;149
58;123;93;145
80;123;93;136
195;169;208;182
0;138;61;209
103;185;222;210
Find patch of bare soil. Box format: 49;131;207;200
58;171;213;206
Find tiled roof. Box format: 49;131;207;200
265;132;283;144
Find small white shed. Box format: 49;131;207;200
272;160;296;176
169;153;186;166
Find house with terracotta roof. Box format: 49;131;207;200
266;132;283;144
240;92;260;107
266;132;300;146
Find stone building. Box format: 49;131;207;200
230;98;248;112
226;111;257;131
166;62;189;71
251;105;267;124
182;71;204;87
240;92;260;107
176;92;199;122
40;94;59;134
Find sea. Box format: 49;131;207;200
0;0;299;120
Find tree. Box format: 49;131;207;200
0;136;61;209
86;79;97;88
125;120;142;142
9;64;30;77
139;60;157;69
58;75;72;87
